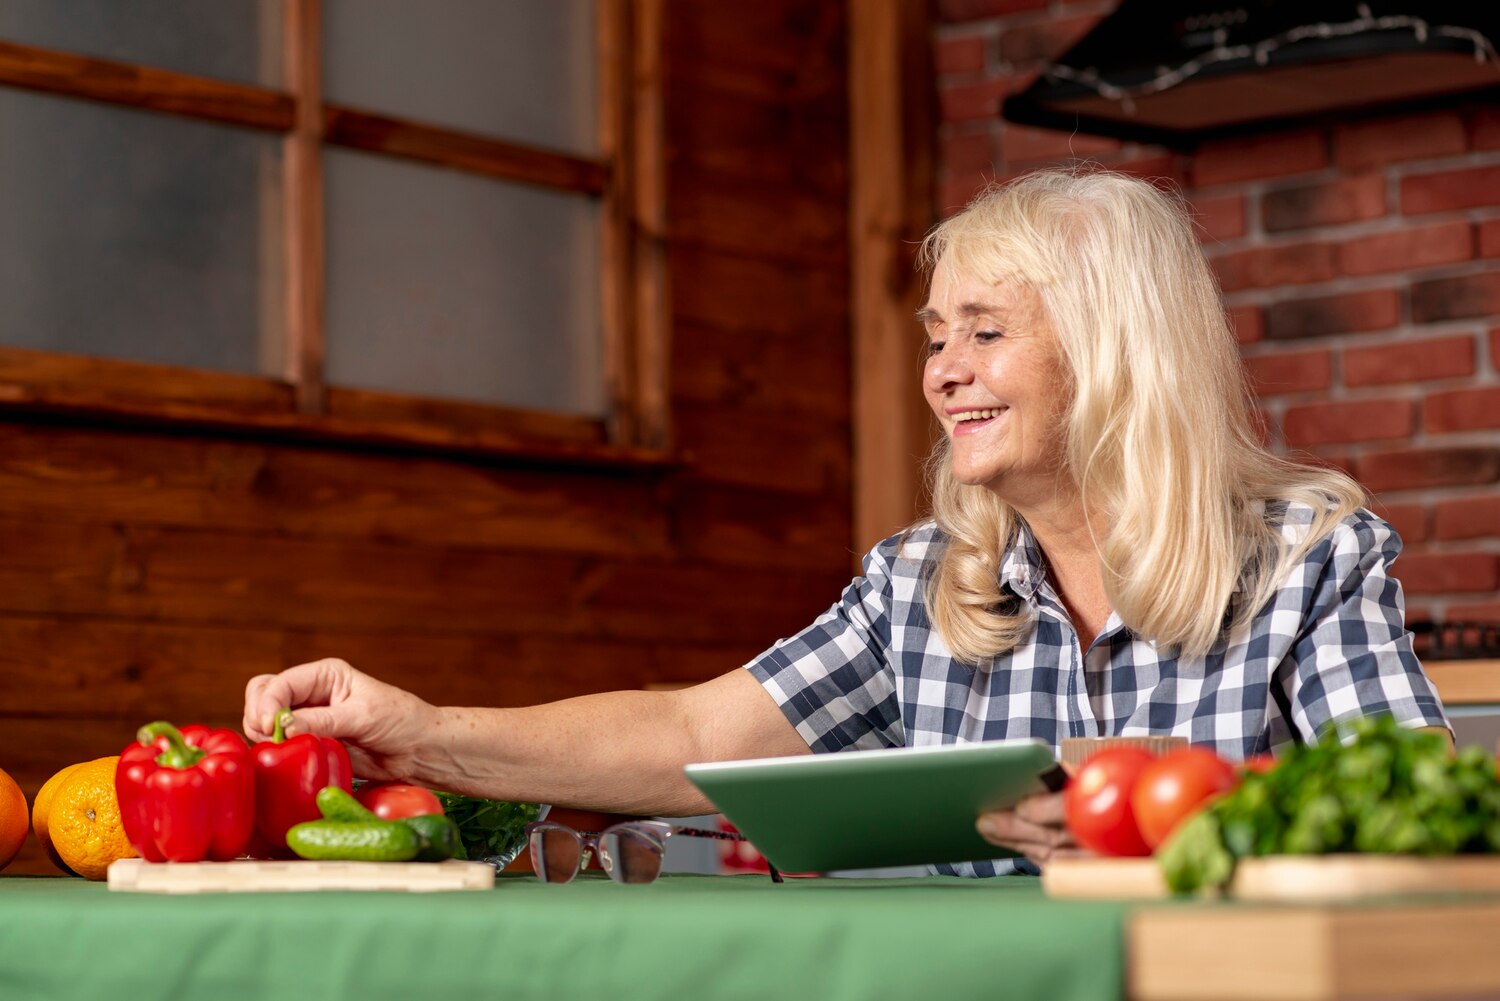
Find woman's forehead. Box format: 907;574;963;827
925;266;1036;317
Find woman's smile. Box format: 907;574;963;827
947;406;1007;437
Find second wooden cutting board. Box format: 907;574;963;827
1042;854;1500;901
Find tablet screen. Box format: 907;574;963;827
684;739;1059;872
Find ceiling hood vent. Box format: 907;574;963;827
1001;2;1500;147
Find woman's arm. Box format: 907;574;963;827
244;659;811;817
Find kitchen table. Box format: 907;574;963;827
3;872;1499;1001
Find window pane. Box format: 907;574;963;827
0;91;284;376
323;0;596;156
0;0;280;86
324;149;604;416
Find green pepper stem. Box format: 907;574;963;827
138;721;206;770
272;708;296;744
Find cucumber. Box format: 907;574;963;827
316;785;377;822
286;820;420;862
400;814;464;862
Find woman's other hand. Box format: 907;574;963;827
976;791;1084;864
243;658;439;781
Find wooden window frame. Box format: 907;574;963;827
0;0;670;469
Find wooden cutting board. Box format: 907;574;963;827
107;858;495;894
1043;854;1500;901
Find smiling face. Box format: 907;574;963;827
919;265;1074;506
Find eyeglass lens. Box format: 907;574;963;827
532;825;585;884
599;825;666;884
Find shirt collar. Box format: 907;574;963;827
998;518;1045;602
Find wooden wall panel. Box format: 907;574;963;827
0;0;851;874
672;252;848;339
671;322;850;420
0;424;672;557
0;519;837;643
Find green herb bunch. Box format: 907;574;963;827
1159;715;1500;894
431;792;543;866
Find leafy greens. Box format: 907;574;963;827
431;791;543;866
1158;714;1500;894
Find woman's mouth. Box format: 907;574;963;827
950;407;1004;436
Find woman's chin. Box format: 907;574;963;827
950;464;1001;489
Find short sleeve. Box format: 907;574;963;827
744;540;904;753
1279;509;1450;743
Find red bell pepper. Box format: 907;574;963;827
117;721;257;863
250;708;354;856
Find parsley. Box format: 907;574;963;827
431;792;543;868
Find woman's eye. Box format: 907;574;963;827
926;340;944;357
975;329;1004;343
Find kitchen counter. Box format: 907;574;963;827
4;872;1500;1000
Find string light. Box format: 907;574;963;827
1042;4;1500;115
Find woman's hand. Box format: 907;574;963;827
976;791;1085;864
243;658;439;782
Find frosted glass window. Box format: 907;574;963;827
0;0;280;85
324;149;603;416
0;90;284;376
323;0;596;155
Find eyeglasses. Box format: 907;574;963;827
524;820;783;885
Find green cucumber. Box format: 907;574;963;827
286;820;420;862
316;785;378;822
400;814;464;862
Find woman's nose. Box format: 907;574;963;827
924;343;974;393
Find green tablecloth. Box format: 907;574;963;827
0;873;1129;1001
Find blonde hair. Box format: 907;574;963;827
919;167;1364;662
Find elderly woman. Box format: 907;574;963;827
244;167;1450;875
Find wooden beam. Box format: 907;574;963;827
283;0;326;414
848;0;938;557
323;105;610;195
0;40;294;130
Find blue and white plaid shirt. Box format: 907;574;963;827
746;501;1450;876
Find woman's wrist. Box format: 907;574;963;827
407;705;513;797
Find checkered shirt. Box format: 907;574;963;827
746;502;1450;877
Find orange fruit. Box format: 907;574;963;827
47;756;136;881
0;766;27;871
32;760;95;876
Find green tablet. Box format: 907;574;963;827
684;740;1061;873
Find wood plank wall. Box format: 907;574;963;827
0;0;851;874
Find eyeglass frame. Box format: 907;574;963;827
523;819;783;884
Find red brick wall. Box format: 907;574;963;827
934;0;1500;627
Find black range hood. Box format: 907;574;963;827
1002;2;1500;148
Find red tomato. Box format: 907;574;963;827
355;782;444;819
1063;747;1155;857
1131;747;1239;850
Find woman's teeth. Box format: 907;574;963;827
953;408;1002;422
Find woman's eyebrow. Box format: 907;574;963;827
915;302;1001;326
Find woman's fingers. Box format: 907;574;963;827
242;658;357;740
976;791;1078;862
1015;790;1068;827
